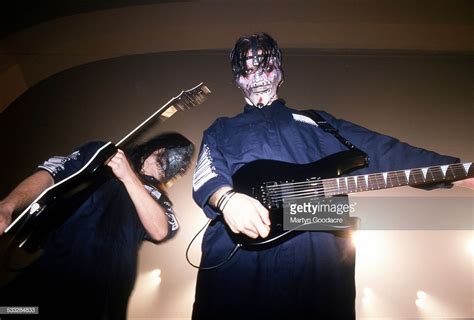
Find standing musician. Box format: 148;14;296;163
0;132;194;319
191;32;473;319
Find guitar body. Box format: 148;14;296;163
0;142;117;287
230;150;368;247
228;151;472;248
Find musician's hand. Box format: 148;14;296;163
454;178;474;190
106;149;136;183
0;201;13;234
221;192;271;239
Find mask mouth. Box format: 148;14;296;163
252;85;272;94
250;81;272;93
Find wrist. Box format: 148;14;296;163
209;186;232;207
216;189;237;213
122;168;141;183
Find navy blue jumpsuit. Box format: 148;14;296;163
191;99;458;319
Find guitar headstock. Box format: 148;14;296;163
160;82;211;119
117;82;211;147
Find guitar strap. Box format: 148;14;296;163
301;110;368;159
301;110;365;233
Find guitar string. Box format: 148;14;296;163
265;165;464;196
260;164;471;205
265;167;465;202
265;169;470;205
264;163;468;193
265;163;468;191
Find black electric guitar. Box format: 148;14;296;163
0;82;211;287
229;150;473;247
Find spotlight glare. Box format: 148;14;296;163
151;268;162;285
415;298;426;308
351;231;360;247
152;269;162;277
417;290;427;300
351;231;378;258
468;238;474;255
361;287;373;305
363;287;373;297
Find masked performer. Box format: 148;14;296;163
191;32;473;319
0;132;194;319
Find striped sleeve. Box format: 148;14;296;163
192;122;233;219
144;185;179;241
37;141;106;183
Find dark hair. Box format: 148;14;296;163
230;32;283;79
128;132;194;180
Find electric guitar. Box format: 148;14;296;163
0;82;211;287
229;150;473;247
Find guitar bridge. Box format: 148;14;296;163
260;182;281;209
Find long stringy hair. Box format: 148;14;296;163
230;32;283;81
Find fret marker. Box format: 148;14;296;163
344;177;348;189
440;165;448;177
364;175;369;186
404;170;411;181
162;106;178;118
463;163;472;174
354;177;358;189
336;178;340;190
421;168;428;180
382;172;388;185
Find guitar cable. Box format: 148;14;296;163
185;219;241;270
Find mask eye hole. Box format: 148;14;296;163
264;65;274;72
244;68;255;76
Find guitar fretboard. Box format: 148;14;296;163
322;162;473;196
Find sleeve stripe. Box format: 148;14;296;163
37;151;80;176
193;144;218;191
292;113;318;127
144;185;179;232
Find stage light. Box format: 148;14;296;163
152;268;162;284
417;290;427;300
415;290;427;308
364;287;373;297
415;298;426;308
351;231;378;261
351;230;365;248
351;231;376;249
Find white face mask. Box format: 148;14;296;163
236;49;282;108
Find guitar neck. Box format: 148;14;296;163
116;82;210;147
322;162;473;196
